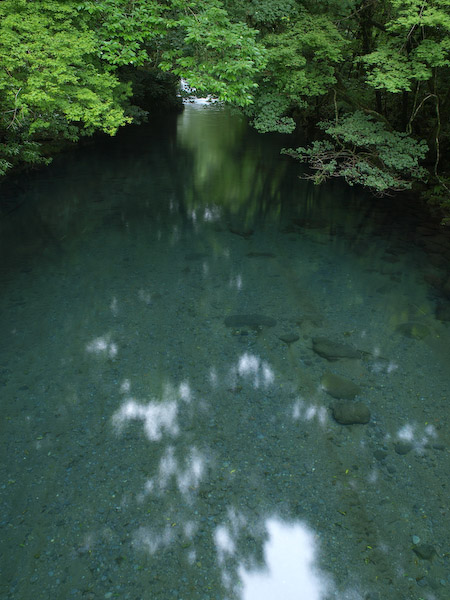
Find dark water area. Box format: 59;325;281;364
1;103;450;600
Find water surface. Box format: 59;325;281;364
1;104;449;600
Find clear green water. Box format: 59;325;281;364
1;104;449;600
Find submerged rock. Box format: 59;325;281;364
396;321;429;339
312;337;362;361
229;227;254;239
373;449;388;461
279;332;300;344
413;544;436;560
224;314;276;328
332;401;370;425
321;372;361;399
394;440;413;455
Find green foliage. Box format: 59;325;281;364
0;0;266;176
361;0;450;92
249;93;297;133
263;12;346;98
246;0;299;27
79;0;166;67
247;9;347;133
0;0;133;173
1;0;450;223
158;1;266;106
283;112;429;194
361;43;431;92
422;177;450;224
0;1;132;135
0;139;51;177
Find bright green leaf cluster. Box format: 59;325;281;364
0;0;133;173
362;0;450;92
159;1;266;106
0;0;267;175
264;12;346;98
79;0;167;66
246;8;347;133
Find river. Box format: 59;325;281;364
0;102;449;600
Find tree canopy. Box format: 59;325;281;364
1;0;450;218
0;0;265;175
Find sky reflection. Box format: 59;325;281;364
112;398;179;441
239;519;332;600
86;334;118;358
235;352;275;389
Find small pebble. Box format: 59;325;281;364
394;440;413;455
374;449;387;461
413;543;436;560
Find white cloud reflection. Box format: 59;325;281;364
236;353;275;389
113;382;193;441
215;525;236;565
239;519;331;600
395;421;439;453
86;335;118;358
397;424;414;441
137;445;207;502
112;398;179;441
110;296;119;315
133;525;174;555
292;399;328;425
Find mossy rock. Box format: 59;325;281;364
312;337;362;361
332;401;370;425
321;372;361;399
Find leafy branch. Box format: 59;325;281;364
283;111;428;195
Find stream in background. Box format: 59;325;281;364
1;103;449;600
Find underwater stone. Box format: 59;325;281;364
394;440;413;455
321;372;361;399
224;314;276;328
413;544;436;560
279;332;300;344
332;401;370;425
373;449;388;461
229;227;254;239
312;337;362;361
431;443;445;451
395;322;429;339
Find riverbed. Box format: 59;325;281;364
1;103;449;600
